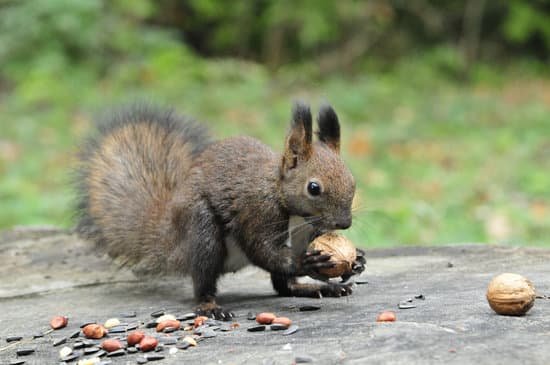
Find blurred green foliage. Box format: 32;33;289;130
0;0;548;246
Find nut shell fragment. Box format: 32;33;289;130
486;273;536;316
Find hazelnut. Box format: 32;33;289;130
101;339;123;352
486;273;536;316
376;311;396;322
139;336;158;352
127;330;145;346
156;319;181;332
255;312;276;325
309;232;357;277
50;315;68;330
271;317;292;328
82;324;107;339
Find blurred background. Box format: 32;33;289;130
0;0;548;247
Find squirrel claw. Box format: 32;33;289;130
299;250;334;278
195;303;234;321
319;282;353;297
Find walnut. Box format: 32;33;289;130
309;232;356;278
486;273;536;316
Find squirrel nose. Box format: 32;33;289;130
335;216;352;230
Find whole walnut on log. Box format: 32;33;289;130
308;232;357;278
486;273;536;316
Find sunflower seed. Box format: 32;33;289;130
282;325;299;336
145;354;165;361
16;348;35;356
247;325;266;332
398;302;416;309
145;321;158;328
176;312;196;321
6;336;23;342
68;330;81;339
120;311;137;318
106;349;126;357
246;312;256;320
355;278;369;285
9;360;26;365
84;346;101;355
126;322;140;331
82;339;98;347
150;309;165;318
299;305;320;312
415;294;425;300
53;337;67;346
270;324;288;331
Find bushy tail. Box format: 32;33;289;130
75;105;211;274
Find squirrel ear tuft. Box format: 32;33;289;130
282;101;313;172
316;103;340;153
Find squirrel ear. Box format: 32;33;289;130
316;104;340;153
282;101;313;172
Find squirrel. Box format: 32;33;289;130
75;102;365;319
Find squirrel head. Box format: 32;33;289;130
279;102;355;232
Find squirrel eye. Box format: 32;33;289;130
307;181;322;197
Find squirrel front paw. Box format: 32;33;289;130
298;249;335;280
319;282;353;297
341;248;367;282
195;301;234;321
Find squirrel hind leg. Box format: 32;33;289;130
271;273;353;298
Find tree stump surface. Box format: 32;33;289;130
1;227;549;364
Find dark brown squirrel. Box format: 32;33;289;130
75;102;365;319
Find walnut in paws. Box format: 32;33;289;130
308;232;357;278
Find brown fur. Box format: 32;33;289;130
76;102;357;317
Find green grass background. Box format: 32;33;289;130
1;53;548;247
0;4;548;247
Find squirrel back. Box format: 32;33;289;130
75;105;211;274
